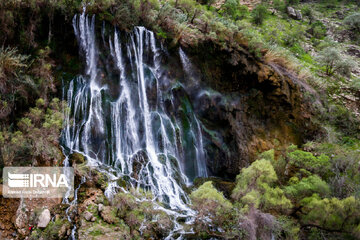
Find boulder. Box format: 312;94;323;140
83;211;95;222
287;7;302;20
37;209;51;228
98;203;104;212
287;7;297;19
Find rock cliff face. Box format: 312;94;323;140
182;44;319;179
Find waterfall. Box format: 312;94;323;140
62;10;208;214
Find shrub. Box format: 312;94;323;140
251;4;268;25
302;6;313;23
323;0;337;8
0;98;65;166
310;21;327;39
300;194;360;237
220;0;249;20
282;24;305;46
344;13;360;33
232;159;292;213
275;216;300;240
316;47;356;77
285;175;330;200
287;150;330;176
190;181;240;237
273;0;286;12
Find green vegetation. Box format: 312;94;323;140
0;0;359;239
190;140;360;239
251;4;268;25
316;47;356;77
0;98;65;167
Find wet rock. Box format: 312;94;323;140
70;152;86;164
190;43;320;179
295;10;302;20
131;150;149;180
37;209;51;228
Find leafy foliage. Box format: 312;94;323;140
220;0;249;21
285;175;330;200
287;149;330;176
0;98;66;167
232;159;292;213
300;194;360;235
251;4;268;25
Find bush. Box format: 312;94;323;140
310;21;327;39
302;6;313;23
273;0;286;12
300;194;360;237
220;0;249;20
232;159;292;213
287;150;330;176
285;175;330;200
282;24;305;47
344;13;360;33
316;47;356;77
190;181;241;237
251;4;268;25
0;98;65;166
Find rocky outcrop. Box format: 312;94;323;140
184;44;319;179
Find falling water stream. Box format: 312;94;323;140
61;8;208;239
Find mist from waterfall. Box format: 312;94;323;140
61;9;208;213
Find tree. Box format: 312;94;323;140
316;47;356;77
251;4;268;25
190;181;240;237
232;159;292;213
300;194;360;237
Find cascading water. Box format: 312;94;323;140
62;8;208;238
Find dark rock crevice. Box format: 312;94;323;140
182;44;320;180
